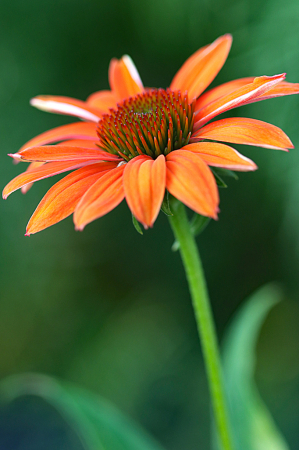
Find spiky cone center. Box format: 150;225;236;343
97;89;196;161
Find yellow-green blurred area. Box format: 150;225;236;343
1;0;299;449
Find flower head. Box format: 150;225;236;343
3;35;299;234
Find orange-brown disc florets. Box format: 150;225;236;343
97;89;195;160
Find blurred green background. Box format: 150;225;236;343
1;0;299;448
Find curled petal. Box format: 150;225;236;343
109;55;144;100
86;90;117;111
195;79;299;112
192;117;293;150
74;165;125;230
245;80;299;104
26;164;113;235
170;34;233;100
123;155;166;228
182;142;257;171
166;150;219;218
30;96;103;122
194;74;286;130
11;146;121;163
3;160;117;198
19;122;98;152
195;77;254;111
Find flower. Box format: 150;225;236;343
3;34;299;234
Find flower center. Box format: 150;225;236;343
97;89;195;160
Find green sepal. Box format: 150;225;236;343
161;192;173;216
171;240;180;252
211;168;227;188
190;214;211;236
132;214;143;235
172;213;210;251
212;167;238;180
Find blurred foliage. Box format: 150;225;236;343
220;284;289;450
1;0;299;449
0;374;165;450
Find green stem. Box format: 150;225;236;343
168;201;234;450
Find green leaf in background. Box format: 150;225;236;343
218;284;290;450
0;373;166;450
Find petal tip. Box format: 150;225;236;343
287;137;294;150
24;231;30;237
276;73;286;79
8;153;20;159
30;97;38;106
138;218;156;230
21;185;30;194
222;33;233;43
248;162;258;171
212;206;221;220
30;97;45;109
74;223;84;232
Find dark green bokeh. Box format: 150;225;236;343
1;0;299;448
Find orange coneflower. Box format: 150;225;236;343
3;34;299;234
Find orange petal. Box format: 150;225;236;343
194;74;286;129
12;146;121;162
19;122;98;152
195;77;254;111
86;90;118;111
56;139;100;149
74;165;125;230
21;161;45;194
123;155;166;228
182;142;257;171
166;150;219;218
170;34;232;100
109;55;144;100
170;45;210;93
192;117;293;150
245;80;299;104
31;96;103;122
26;163;113;235
3;160;116;198
19;141;100;194
195;78;299;112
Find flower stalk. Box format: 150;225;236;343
168;200;234;450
